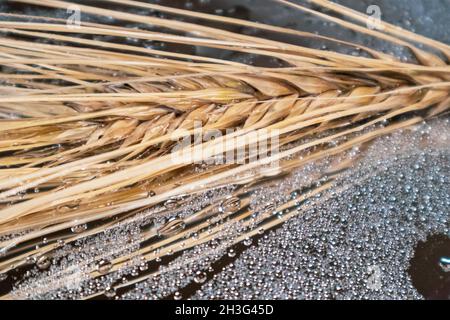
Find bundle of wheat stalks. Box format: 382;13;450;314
0;0;449;298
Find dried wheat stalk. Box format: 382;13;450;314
0;0;449;298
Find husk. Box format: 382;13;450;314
0;0;448;298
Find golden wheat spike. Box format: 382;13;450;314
0;0;448;299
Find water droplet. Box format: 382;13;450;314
439;257;450;272
290;191;298;200
264;202;276;213
105;286;116;298
214;8;225;15
164;198;179;209
227;248;236;257
157;217;186;237
219;196;241;214
243;238;253;246
56;201;80;213
194;271;207;284
96;259;112;275
0;273;7;281
36;255;51;270
71;223;87;234
174;291;182;300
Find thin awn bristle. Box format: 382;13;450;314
0;0;448;299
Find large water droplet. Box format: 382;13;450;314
174;291;182;300
56;201;80;213
194;271;207;284
36;255;51;270
157;218;186;237
71;223;87;234
227;248;236;257
219;196;241;214
164;198;179;209
264;202;276;214
439;256;450;272
105;286;116;298
96;259;112;275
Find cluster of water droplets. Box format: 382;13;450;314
191;119;450;299
1;0;449;299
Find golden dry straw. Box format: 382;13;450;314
0;0;448;298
